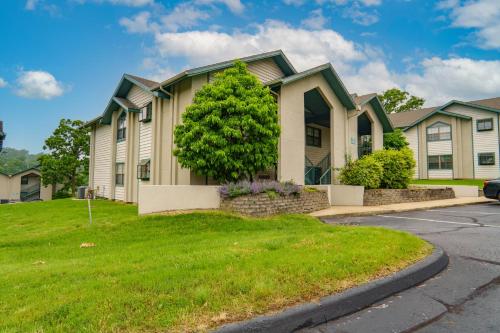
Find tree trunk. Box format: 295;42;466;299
71;171;77;197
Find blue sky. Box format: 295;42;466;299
1;0;499;153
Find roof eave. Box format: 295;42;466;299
367;96;393;133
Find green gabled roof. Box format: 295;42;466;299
354;93;393;133
153;50;297;92
440;100;500;114
402;109;472;131
269;63;357;111
100;74;158;125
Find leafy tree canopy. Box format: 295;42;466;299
0;148;42;175
379;88;425;114
383;128;409;150
38;119;89;196
174;61;280;182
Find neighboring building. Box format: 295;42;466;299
0;121;5;152
388;97;500;180
87;50;393;203
0;167;53;203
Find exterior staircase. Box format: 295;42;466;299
20;184;41;202
305;153;331;185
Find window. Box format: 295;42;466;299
115;163;125;186
477;118;493;132
117;112;126;142
358;135;372;158
306;126;321;147
478;153;495;166
139;102;152;122
137;159;150;180
21;176;29;185
428;155;453;170
427;122;451;142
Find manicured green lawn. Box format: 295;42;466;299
0;199;431;332
411;178;485;187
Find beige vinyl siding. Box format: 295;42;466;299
93;124;113;199
139;121;152;161
305;124;331;165
247;58;284;83
209;58;285;84
115;140;127;201
429;169;453;179
445;105;500;179
405;127;419;178
127;85;152;108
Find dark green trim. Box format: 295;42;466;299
152;90;171;99
154;50;297;91
403;109;471;132
367;96;393;133
112;97;140;113
440;100;500;114
100;75;154;125
278;63;357;110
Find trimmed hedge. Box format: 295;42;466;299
372;148;416;189
338;155;383;189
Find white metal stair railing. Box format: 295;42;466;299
305;153;331;185
20;183;41;201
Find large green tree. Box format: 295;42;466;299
174;61;280;182
383;128;409;150
39;119;89;196
379;88;425;114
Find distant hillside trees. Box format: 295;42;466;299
0;148;42;175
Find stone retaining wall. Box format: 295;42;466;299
221;190;330;216
364;188;455;206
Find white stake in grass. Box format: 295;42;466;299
87;197;92;225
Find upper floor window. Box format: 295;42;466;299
139;102;152;123
21;176;29;185
117;112;126;142
427;122;451;142
306;126;321;147
477;118;493;132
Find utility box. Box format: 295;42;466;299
77;186;87;199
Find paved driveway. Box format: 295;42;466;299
301;202;500;333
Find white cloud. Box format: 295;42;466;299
342;2;379;25
119;11;153;33
154;20;365;72
0;78;7;88
403;57;500;105
195;0;244;14
160;3;210;32
301;9;327;30
75;0;153;6
439;0;500;49
15;70;65;100
25;0;39;10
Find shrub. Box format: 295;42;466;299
338;155;383;189
372;148;416;189
383;129;409;150
53;189;72;199
174;61;280;182
219;180;301;198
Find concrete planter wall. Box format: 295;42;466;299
221;190;330;217
364;188;455;206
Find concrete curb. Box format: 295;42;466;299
314;199;494;219
215;246;449;333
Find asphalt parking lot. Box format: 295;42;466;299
301;202;500;333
